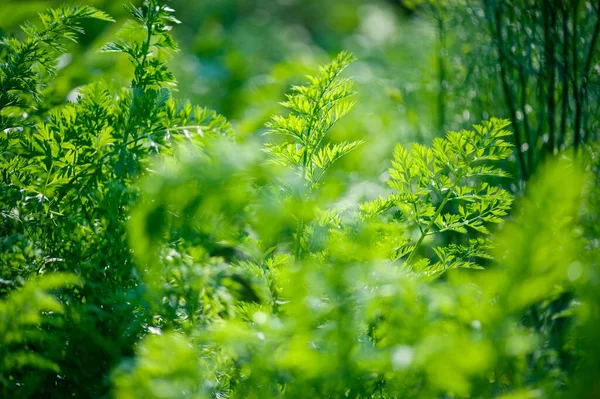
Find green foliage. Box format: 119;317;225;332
265;51;363;260
101;1;180;89
0;5;113;131
113;332;209;399
121;152;593;399
362;118;514;275
0;1;234;396
266;51;362;191
0;274;81;395
1;2;600;399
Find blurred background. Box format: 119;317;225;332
1;0;599;185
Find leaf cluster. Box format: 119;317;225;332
265;51;363;192
362;118;514;275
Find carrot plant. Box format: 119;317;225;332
1;1;599;398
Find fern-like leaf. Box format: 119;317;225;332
266;51;360;191
362;118;514;274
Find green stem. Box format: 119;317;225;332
486;2;528;180
42;160;54;201
579;2;600;144
437;13;447;133
405;175;462;266
293;216;304;261
122;4;155;152
436;208;495;234
136;7;155;91
293;70;341;261
294;149;309;261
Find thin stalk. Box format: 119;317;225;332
122;5;155;157
292;68;344;261
437;12;447;133
405;174;462;265
486;2;528;179
544;1;557;154
580;2;600;144
135;8;155;91
518;65;534;171
559;4;570;151
572;0;581;150
508;2;534;170
42;160;54;202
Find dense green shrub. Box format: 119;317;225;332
1;1;600;398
